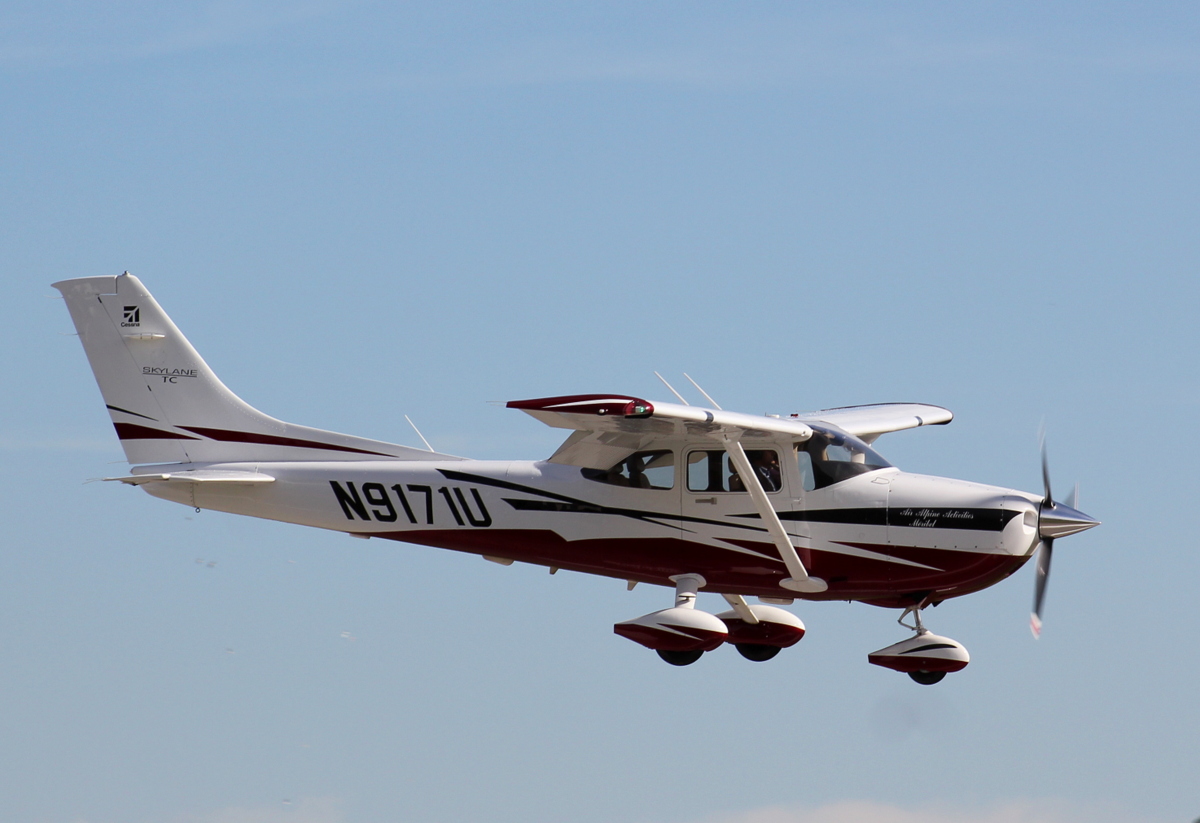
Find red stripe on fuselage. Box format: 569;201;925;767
177;426;395;456
113;422;200;440
367;529;1030;607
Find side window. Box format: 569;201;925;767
583;450;675;490
797;449;816;491
687;451;727;492
687;450;781;492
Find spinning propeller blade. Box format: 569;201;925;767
1030;538;1053;638
1031;440;1099;638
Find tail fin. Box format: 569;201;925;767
54;273;454;465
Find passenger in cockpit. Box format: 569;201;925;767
626;455;652;489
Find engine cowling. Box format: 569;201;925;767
867;633;970;674
613;607;728;652
714;604;806;648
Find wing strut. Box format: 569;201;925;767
720;437;828;594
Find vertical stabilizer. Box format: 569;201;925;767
54;273;455;465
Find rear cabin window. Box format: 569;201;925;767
686;450;782;492
582;450;675;490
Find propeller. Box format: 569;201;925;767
1030;437;1100;638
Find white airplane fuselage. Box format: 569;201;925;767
143;453;1042;608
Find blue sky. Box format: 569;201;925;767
4;3;1198;822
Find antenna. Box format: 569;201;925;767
654;372;689;405
683;373;722;410
404;415;435;452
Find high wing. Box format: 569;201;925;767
794;403;953;443
506;394;814;468
507;396;952;464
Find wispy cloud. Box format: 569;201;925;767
0;0;346;69
285;27;1043;97
7;5;1199;92
697;799;1164;823
176;796;344;823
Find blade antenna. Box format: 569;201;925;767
683;373;722;410
404;415;435;452
654;372;689;405
1065;482;1079;510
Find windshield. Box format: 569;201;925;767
797;424;892;490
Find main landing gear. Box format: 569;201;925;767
613;578;970;684
613;574;806;666
867;603;970;685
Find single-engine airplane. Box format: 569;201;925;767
55;273;1099;684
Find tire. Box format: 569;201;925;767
908;670;946;685
735;643;782;662
657;649;704;666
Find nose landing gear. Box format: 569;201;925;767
867;603;970;685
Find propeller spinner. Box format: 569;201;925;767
1031;443;1100;637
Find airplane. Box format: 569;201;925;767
54;272;1099;684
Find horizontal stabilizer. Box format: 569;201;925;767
105;469;276;486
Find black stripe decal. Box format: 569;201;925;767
734;507;1019;532
438;469;770;535
773;509;888;526
901;643;958;654
106;404;158;422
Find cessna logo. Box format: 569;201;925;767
120;306;141;327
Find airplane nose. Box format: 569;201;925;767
1038;501;1101;540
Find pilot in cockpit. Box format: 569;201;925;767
728;450;781;493
754;450;781;491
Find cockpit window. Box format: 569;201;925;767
582;450;675;490
797;425;892;490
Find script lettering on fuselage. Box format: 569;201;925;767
330;480;492;527
896;508;977;528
